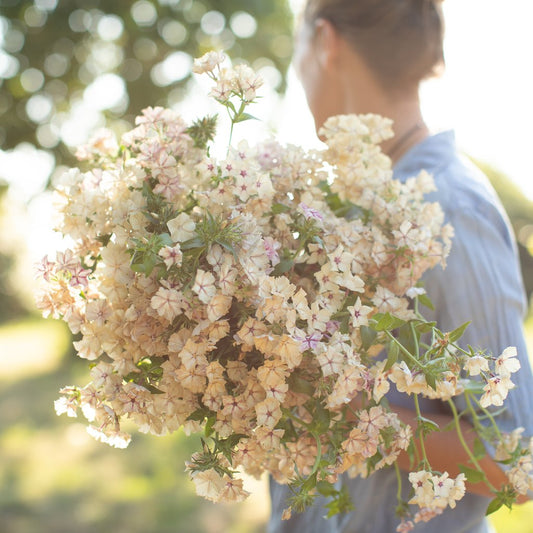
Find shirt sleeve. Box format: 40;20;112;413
422;194;533;436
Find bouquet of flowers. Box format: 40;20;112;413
36;52;532;530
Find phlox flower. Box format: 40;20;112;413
54;395;78;418
263;237;281;266
192;50;225;74
507;455;533;495
233;63;263;101
218;477;250;503
35;255;56;281
494;427;524;461
151;287;184;322
190;469;225;502
159;244;183;269
167;212;196;242
495;346;520;378
206;294;232;322
479;375;515;408
255;398;282;428
348;297;373;328
276;335;302;369
192;269;217;304
299;202;323;222
464;354;490;376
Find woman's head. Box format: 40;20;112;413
294;0;445;129
300;0;445;90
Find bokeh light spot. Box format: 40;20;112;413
97;14;124;42
133;37;158;62
35;0;58;11
20;68;45;93
131;1;158;27
4;28;25;54
68;9;90;33
25;93;54;124
230;11;257;39
151;51;192;86
200;11;225;36
36;123;60;149
160;20;187;47
84;73;126;111
44;53;69;77
0;51;20;78
24;6;47;28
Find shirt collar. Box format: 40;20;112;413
393;130;456;180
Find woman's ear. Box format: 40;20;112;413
313;18;341;72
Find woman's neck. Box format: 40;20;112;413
339;53;429;163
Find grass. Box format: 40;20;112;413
0;316;267;533
1;314;533;532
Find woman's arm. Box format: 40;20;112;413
391;403;523;500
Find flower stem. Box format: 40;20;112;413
385;331;426;370
394;460;403;505
446;398;497;492
413;394;430;469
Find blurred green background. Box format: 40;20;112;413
1;1;533;532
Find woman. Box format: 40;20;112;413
268;1;533;531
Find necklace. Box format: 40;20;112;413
387;121;424;160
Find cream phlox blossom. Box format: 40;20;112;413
192;50;225;74
192;269;217;304
159;244;183;269
464;354;489;376
495;346;520;378
480;375;515;408
167;212;196;242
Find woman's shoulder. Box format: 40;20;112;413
394;131;512;239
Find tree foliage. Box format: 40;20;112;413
0;0;293;168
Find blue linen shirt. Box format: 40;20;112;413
268;131;533;533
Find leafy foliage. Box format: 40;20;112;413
0;0;293;170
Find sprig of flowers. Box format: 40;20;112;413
37;52;532;529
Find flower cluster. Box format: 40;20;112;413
37;53;531;528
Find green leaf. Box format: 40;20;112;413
413;320;436;334
234;112;257;123
287;374;315;396
187;407;215;422
485;497;504;516
272;257;294;275
425;371;437;391
459;464;486;484
416;415;440;438
385;341;399;371
180;237;205;250
158;232;173;247
473;438;487;460
462;380;485;394
371;313;406;332
417;292;435;311
204;416;216;438
316;481;337;497
271;203;291;215
448;321;471;343
360;325;377;350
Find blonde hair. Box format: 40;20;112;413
303;0;445;89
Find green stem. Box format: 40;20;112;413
410;322;420;355
394;461;403;506
385;331;426;370
413;394;430;469
310;433;323;477
446;398;497;491
468;393;503;441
